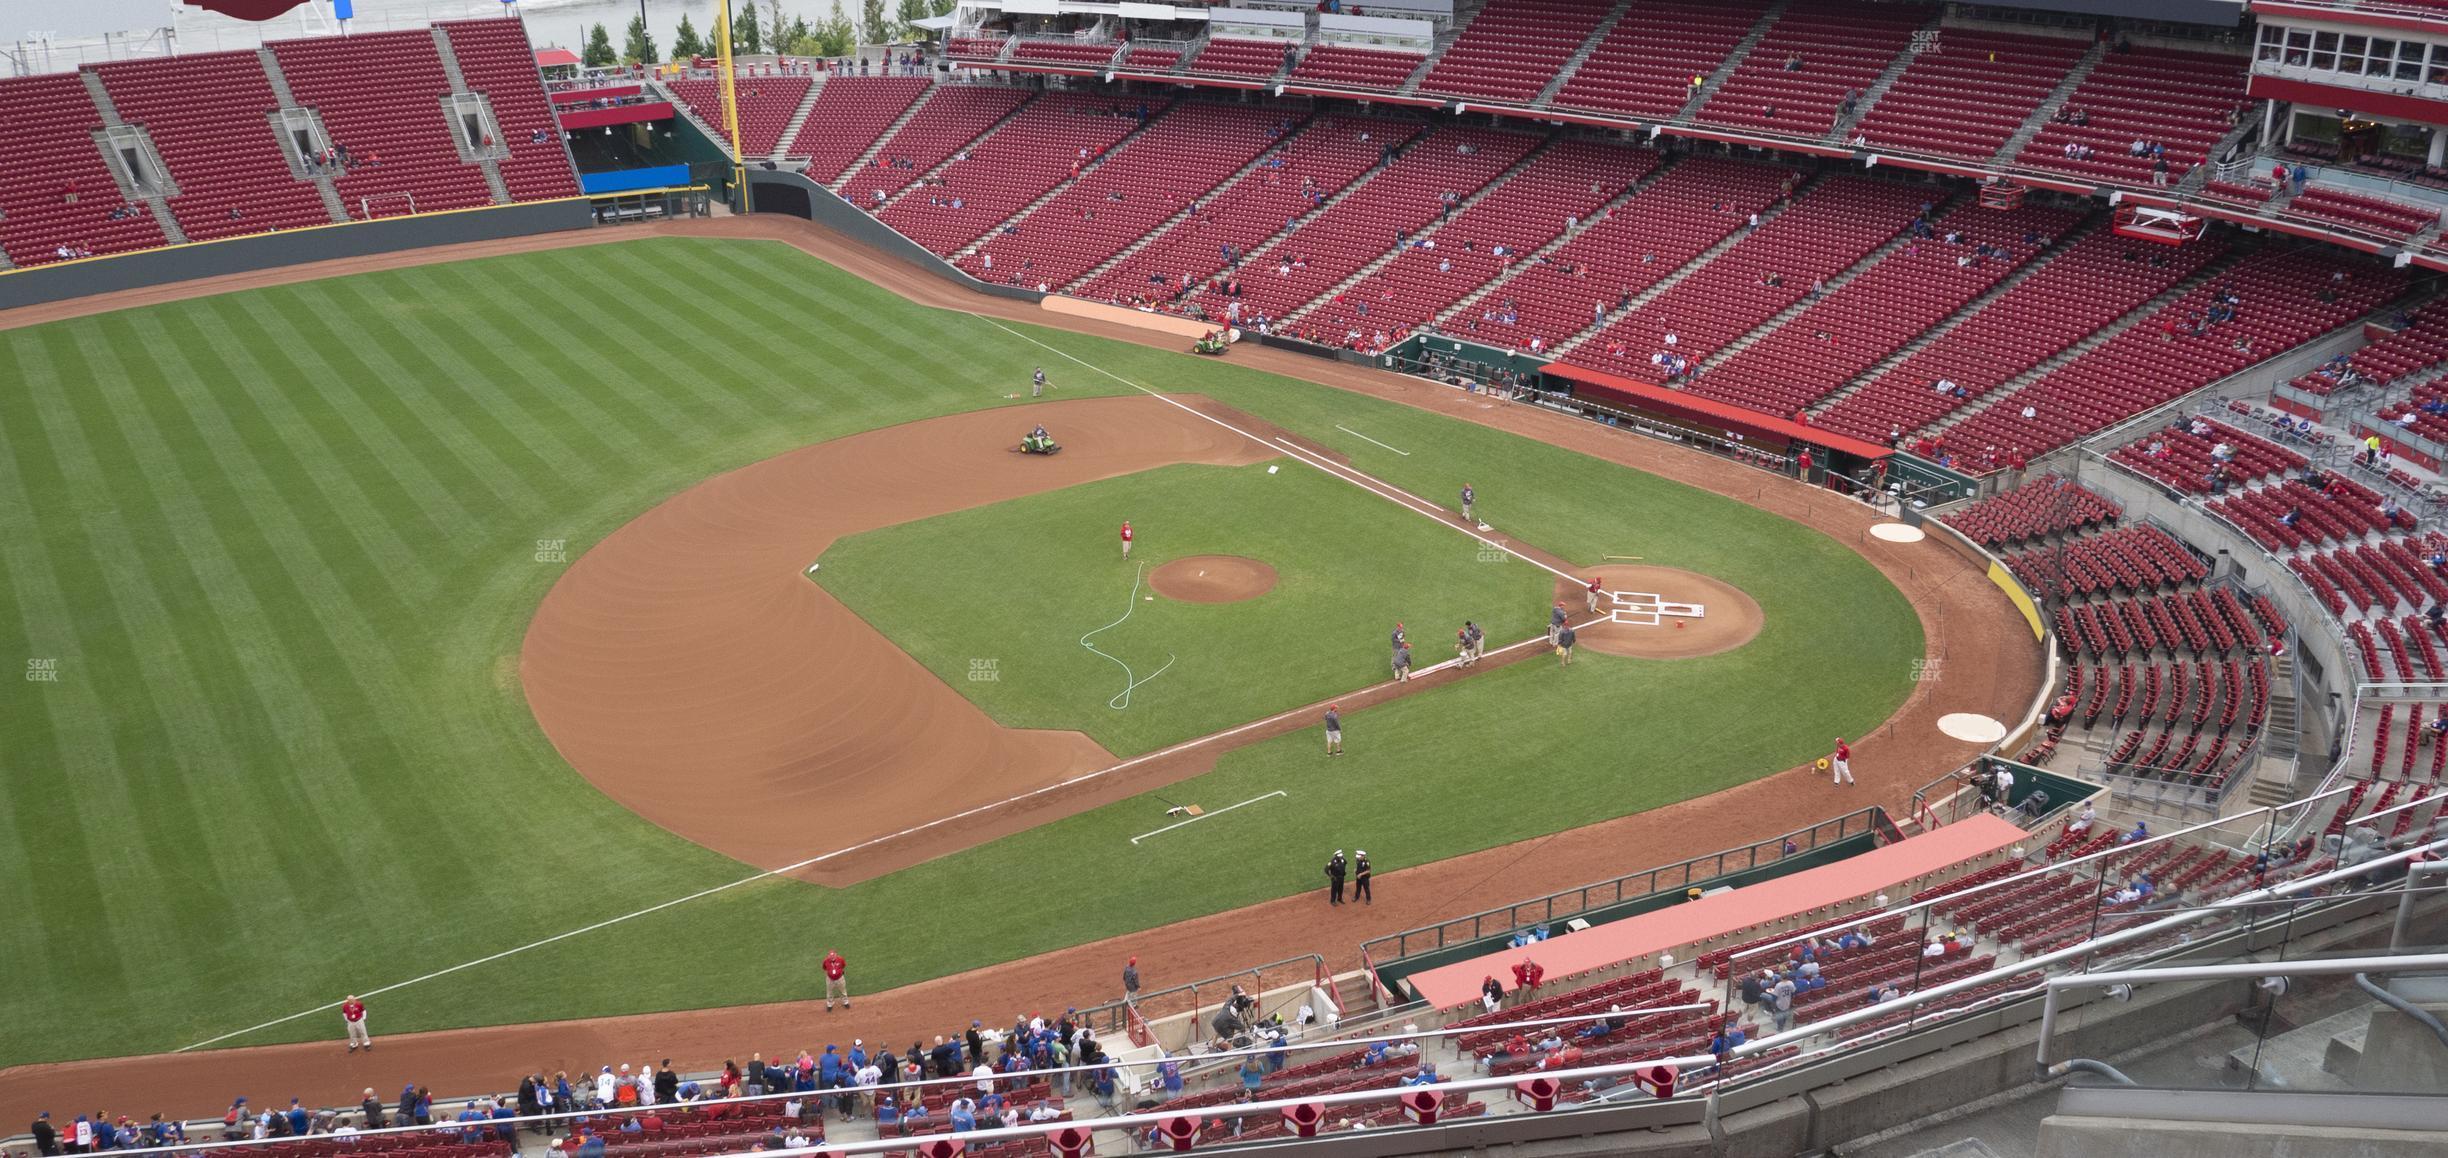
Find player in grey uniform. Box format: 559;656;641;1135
1323;704;1342;756
1548;602;1567;644
1463;621;1484;665
1032;367;1047;398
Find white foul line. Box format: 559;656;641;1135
175;318;1584;1055
1334;424;1411;456
1130;791;1289;845
963;312;1576;585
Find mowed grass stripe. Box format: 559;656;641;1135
238;288;484;563
485;254;771;442
569;245;823;424
32;320;265;996
0;333;144;1005
302;279;556;518
185;297;443;606
118;307;452;921
434;255;733;456
414;262;673;469
369;268;611;494
652;242;944;412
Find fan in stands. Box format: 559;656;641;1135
2112;205;2209;245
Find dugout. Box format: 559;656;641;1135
1541;363;1891;486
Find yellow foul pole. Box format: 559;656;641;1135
715;0;751;211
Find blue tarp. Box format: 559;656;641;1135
580;166;691;195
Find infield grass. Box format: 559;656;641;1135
0;236;1921;1068
816;460;1552;755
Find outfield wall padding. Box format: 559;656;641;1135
744;168;1042;304
0;199;596;314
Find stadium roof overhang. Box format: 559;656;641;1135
535;48;581;68
1540;364;1893;460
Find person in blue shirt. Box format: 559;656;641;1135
1403;1062;1440;1086
876;1096;900;1133
576;1132;605;1158
286;1101;310;1139
1157;1056;1183;1100
491;1101;516;1142
818;1045;843;1088
949;1098;976;1132
899;1102;931;1135
455;1106;485;1144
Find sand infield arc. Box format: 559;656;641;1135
1149;555;1279;603
520;395;1282;883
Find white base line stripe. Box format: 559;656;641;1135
1334;425;1410;456
174;318;1584;1054
963;312;1576;585
1130;791;1288;844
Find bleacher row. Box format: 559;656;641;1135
0;17;575;269
728;60;2387;479
908;1;2250;183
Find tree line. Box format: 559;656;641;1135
581;0;960;68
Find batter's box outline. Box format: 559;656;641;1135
1606;590;1707;627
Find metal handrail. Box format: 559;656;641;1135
1357;808;1891;965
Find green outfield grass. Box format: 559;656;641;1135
816;460;1552;755
0;236;1921;1068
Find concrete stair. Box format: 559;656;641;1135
1992;39;2106;164
1678;0;1788;121
2179;116;2263;195
1921;248;2247;437
1399;0;1485;95
952;105;1175;262
1826;8;1943;144
1282;137;1554;326
1532;0;1634;107
775;73;828;162
1434;156;1682;329
1062;114;1319;295
830;80;939;192
1807;215;2104;420
425;30;510;203
1554;173;1820;357
80;70;189;244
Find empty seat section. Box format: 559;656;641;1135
1071;115;1413;308
1694;201;2085;416
274;30;493;215
1573;175;1928;376
94;51;333;241
1696;0;1935;138
839;85;1030;205
1301;139;1655;345
1419;0;1613;103
1814;228;2226;442
0;74;167;264
1459;157;1792;351
1185;36;1294;79
1553;0;1766;118
1009;38;1122;68
1850;31;2090;159
963;104;1290;288
1288;45;1426;89
785;76;930;182
440;18;581;201
1185;125;1539;328
664;73;812;157
1942;248;2405;471
877;94;1158;255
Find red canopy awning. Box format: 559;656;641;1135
1541;362;1891;460
535;47;582;68
182;0;312;19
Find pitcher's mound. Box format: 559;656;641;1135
1555;564;1763;659
1151;555;1278;603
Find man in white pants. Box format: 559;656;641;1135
341;995;371;1052
1831;738;1853;785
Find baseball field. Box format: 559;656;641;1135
0;231;1927;1072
